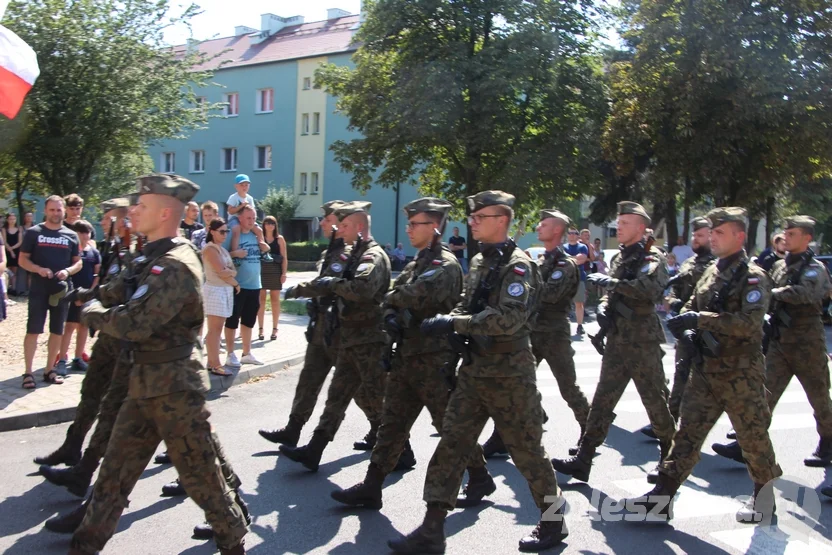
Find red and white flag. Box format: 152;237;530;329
0;23;39;119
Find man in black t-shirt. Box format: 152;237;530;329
448;226;468;273
179;200;204;240
19;195;81;387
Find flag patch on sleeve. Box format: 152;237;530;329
151;265;164;275
432;259;442;265
513;266;526;276
362;255;374;261
339;253;349;261
748;277;760;285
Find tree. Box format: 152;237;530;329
259;187;301;231
0;0;225;198
316;0;608;233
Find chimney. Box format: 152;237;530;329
352;1;365;30
234;25;257;37
327;8;351;20
250;13;305;45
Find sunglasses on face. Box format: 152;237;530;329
216;229;229;235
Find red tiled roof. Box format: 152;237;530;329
175;15;360;71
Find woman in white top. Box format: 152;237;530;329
202;218;239;376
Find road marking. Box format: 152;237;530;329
613;478;743;519
710;526;832;555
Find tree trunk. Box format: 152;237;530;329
747;217;760;253
682;175;692;242
664;197;679;249
764;196;775;243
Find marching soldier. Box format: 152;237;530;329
279;201;391;471
552;202;675;484
331;197;496;510
388;191;567;554
261;200;378;450
623;207;782;525
640;216;715;438
712;215;832;467
69;175;248;555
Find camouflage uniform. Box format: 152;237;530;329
71;175;247;554
661;250;782;486
531;245;589;427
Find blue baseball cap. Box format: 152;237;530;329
235;174;250;184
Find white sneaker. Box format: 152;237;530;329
225;353;241;367
240;353;262;366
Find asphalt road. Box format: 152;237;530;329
1;321;832;554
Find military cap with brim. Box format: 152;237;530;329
467;190;515;213
706;207;747;230
100;197;130;214
540;209;571;226
136;174;199;204
784;215;816;235
322;200;346;218
617;201;651;226
690;216;710;231
333;201;372;221
403;197;452;217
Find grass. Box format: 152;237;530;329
262;296;308;316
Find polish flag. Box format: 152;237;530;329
0;24;39;119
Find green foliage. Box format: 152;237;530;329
286;240;328;262
0;0;226;199
258;186;301;226
315;0;608;218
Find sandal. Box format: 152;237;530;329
258;327;264;341
270;328;278;341
22;374;36;389
43;369;64;385
209;366;232;377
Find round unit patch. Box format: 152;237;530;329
746;290;762;303
133;255;146;264
421;269;437;278
507;282;525;297
551;270;563;280
805;269;818;278
108;263;119;275
131;284;149;300
641;264;651;273
330;263;343;273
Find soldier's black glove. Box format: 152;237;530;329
384;313;402;339
314;276;338;291
595;304;610;330
586;273;613;288
283;286;298;300
669;299;684;314
420;315;456;336
667;312;699;338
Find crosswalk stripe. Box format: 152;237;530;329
612;478;742;519
710;527;832;554
718;412;817;431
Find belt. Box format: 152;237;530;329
341;319;381;329
473;336;531;355
710;343;760;358
130;343;196;364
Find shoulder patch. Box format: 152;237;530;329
507;282;525;297
421;269;437;278
805;269;819;278
513;266;527;276
748;277;760;285
339;253;349;261
362;254;374;261
557;261;566;266
133;255;146;264
550;270;564;280
645;256;655;262
431;259;442;265
150;265;164;275
131;284;149;300
356;263;370;272
746;290;762;303
641;264;651;273
108;263;119;275
330;262;343;273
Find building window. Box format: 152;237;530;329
300;172;308;194
303;77;311;90
311;172;319;194
256;88;273;113
190;150;204;173
222;92;239;116
162;152;175;173
301;113;309;135
312;112;321;134
255;145;272;170
221;147;237;171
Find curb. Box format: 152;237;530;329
0;353;306;433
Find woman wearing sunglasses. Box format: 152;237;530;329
202;218;238;376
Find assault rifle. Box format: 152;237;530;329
442;216;528;390
324;232;365;346
589;234;655;355
768;249;814;345
306;225;339;342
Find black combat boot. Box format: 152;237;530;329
393;441;417;472
39;450;97;497
518;500;569;552
34;426;83;466
387;506;447;554
567;424;586;456
481;429;509;459
161;478;187;497
353;424;378;451
620;473;679;523
218;540;245;554
331;462;386;509
712;440;746;464
804;437;832;467
193;490;252;539
821;483;832;499
45;497;90;534
279;431;329;471
726;428;736;439
639;423;658;439
456;465;497;508
258;417;303;447
647;440;671;485
154;451;171;464
736;482;776;524
551;444;594;482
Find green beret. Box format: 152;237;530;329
706;207;747;231
784;215;815;235
333;200;372;221
403;197;452;218
617;201;651;226
100;197;130;214
321;200;346;218
540;209;571;226
467;190;515;213
135;174;199;204
690;216;710;231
